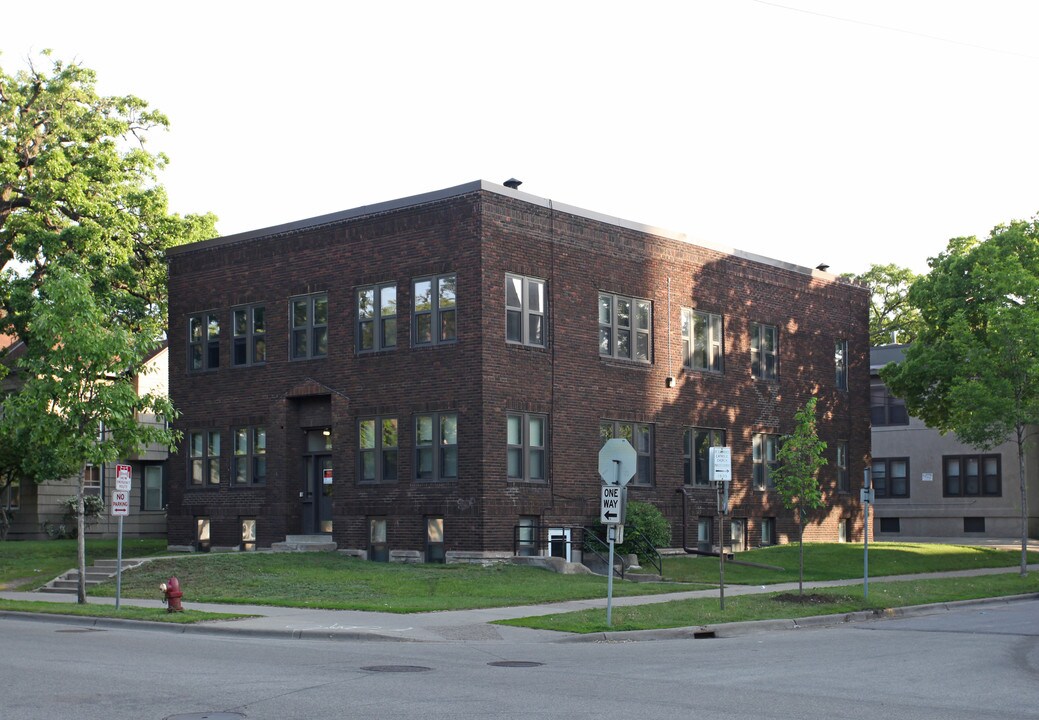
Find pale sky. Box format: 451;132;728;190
4;0;1039;276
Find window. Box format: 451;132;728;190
963;517;986;533
507;413;547;481
681;308;723;372
188;313;220;371
879;517;900;533
838;518;848;542
599;293;652;362
752;434;778;490
943;455;1001;497
232;427;266;485
426;517;445;563
506;274;545;347
232;305;266;366
1;477;19;511
684;428;726;486
290;293;328;360
836;441;849;492
517;516;539;556
872;457;909;498
415;413;458;480
600;420;653;485
359;417;398;482
358;283;397;352
189;431;221;486
142;464;165;511
697;518;713;552
730;518;746;552
241;518;257;551
414;274;457;346
870;382;908;426
761;517;776;546
83;465;102;496
369;518;389;562
196;517;211;551
750;323;778;380
835;339;848;390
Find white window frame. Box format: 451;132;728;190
599;292;652;363
681;308;723;372
506;274;546;347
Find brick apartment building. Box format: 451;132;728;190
165;180;871;560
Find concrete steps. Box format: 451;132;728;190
270;534;337;552
39;559;145;594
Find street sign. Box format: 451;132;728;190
860;488;875;504
111;490;130;517
600;484;626;524
115;464;132;492
709;446;732;482
598;438;637;486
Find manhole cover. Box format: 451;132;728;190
165;714;245;720
55;628;104;633
361;665;432;673
487;661;544;668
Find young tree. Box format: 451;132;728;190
846;263;923;346
882;222;1039;576
4;270;179;602
771;397;828;596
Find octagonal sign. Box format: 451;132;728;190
599;438;637;486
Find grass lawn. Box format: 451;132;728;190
496;572;1039;633
0;538;170;590
90;552;695;612
0;598;252;624
660;542;1039;585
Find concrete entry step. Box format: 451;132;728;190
271;535;337;552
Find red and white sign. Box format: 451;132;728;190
115;464;132;491
111;490;130;517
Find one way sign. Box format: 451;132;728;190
600;484;626;525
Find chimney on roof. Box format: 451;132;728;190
503;178;522;189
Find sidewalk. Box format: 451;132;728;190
3;564;1037;643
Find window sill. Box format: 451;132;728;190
599;357;653;370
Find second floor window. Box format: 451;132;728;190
506;274;545;347
682;308;723;372
507;413;547;481
358;284;397;352
599;293;652;362
290;293;328;360
232;305;266;366
835;339;848;390
836;441;849;492
871;383;908;426
751;323;778;380
872;457;909;498
188;313;220;371
943;454;1001;497
414;274;457;346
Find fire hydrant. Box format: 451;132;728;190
160;576;183;613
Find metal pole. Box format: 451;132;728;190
115;514;123;610
606;459;621;627
718;485;726;611
863;468;871;600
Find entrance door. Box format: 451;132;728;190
302;429;333;534
548;528;571;562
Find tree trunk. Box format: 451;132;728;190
76;482;87;604
798;508;805;597
1018;426;1028;577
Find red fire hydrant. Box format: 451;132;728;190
160;576;184;613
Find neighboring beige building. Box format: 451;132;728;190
2;345;170;540
871;345;1039;540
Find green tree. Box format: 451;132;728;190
4;270;179;602
771;397;828;596
882;222;1039;576
847;263;923;346
0;51;216;348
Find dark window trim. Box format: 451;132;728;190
871;382;909;426
414;412;458;481
413;273;458;347
359;416;399;484
289;292;328;361
188;430;221;488
836;440;849;493
835;339;848;391
684;427;726;486
140;462;166;511
598;292;653;363
872;457;910;498
187;312;221;372
231;304;267;367
232;426;267;486
505;273;546;348
357;282;398;353
752;433;779;490
942;454;1002;497
599;420;654;486
750;322;779;381
507;412;548;482
681;308;724;373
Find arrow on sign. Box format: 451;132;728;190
604;510;618;521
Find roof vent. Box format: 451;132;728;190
503;178;522;189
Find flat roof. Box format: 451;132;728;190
168;179;839;280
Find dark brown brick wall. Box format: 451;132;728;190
166;187;871;555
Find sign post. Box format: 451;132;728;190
709;447;732;611
112;468;131;610
598;439;637;627
862;468;874;599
